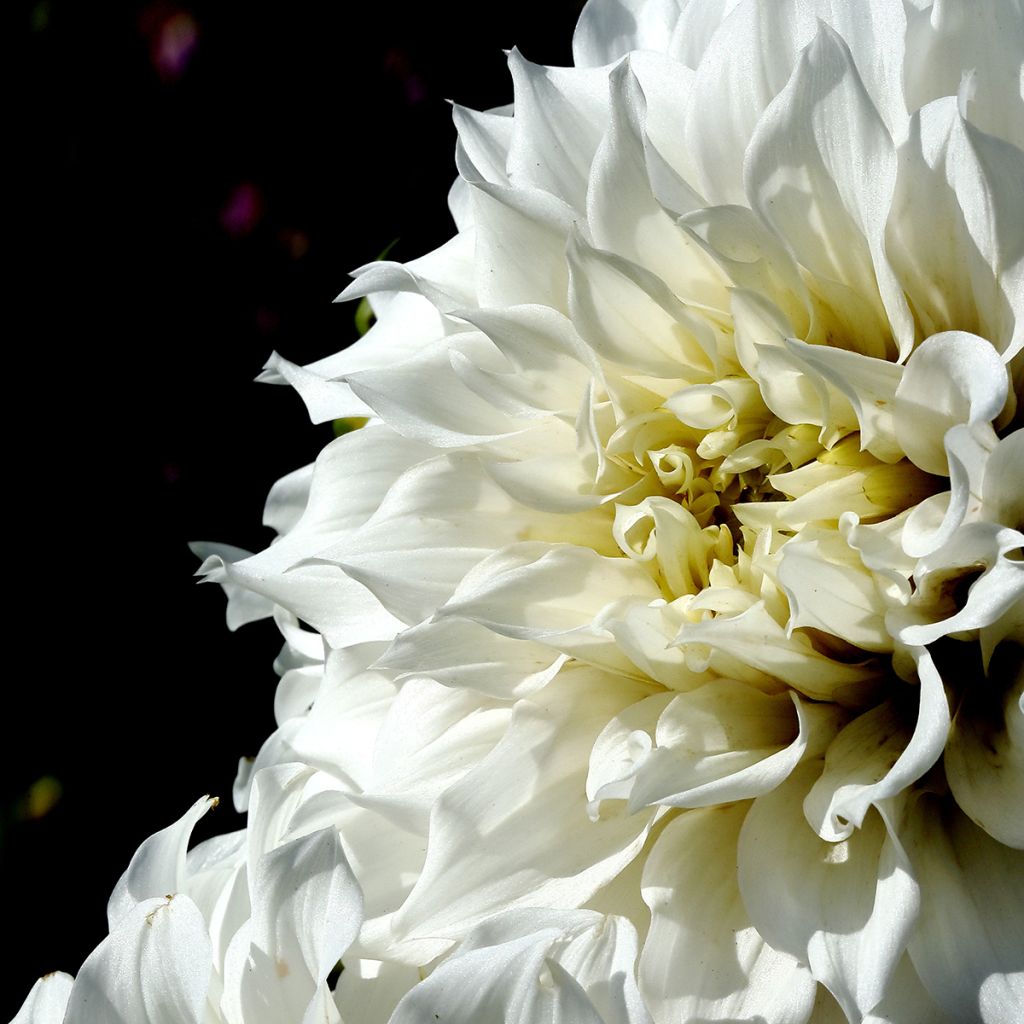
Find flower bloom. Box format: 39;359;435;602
20;1;1023;1022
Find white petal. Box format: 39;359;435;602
675;601;882;703
903;794;1024;1024
191;542;275;630
573;0;685;66
738;762;920;1019
507;50;610;212
567;232;718;378
641;803;817;1024
627;682;837;811
803;647;950;842
392;908;651;1024
12;974;74;1024
65;895;212;1024
588;61;728;310
945;667;1024;849
904;0;1024;150
332;958;420;1024
375;615;568;700
862;953;954;1024
437;541;662;677
687;0;907;205
468;179;578;311
894;331;1008;475
888;100;1024;357
778;530;893;652
107;795;218;930
242;827;363;1019
365;676;511;825
744;21;911;359
452;104;513;187
390;668;657;961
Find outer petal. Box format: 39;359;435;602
573;0;685;67
64;895;212;1024
390;668;658;962
232;827;363;1024
107;795;218;930
945;661;1024;848
640;803;817;1024
803;648;950;841
744;22;911;359
391;909;651;1024
903;794;1024;1024
894;331;1008;476
738;762;920;1020
12;974;74;1024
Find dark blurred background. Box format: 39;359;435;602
10;0;581;1013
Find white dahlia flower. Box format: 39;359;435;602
20;1;1024;1022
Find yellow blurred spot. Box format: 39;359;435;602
21;776;62;820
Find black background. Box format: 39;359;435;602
10;0;581;1013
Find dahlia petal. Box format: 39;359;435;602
332;958;420;1024
390;668;658;961
437;542;662;676
780;338;904;463
687;0;906;206
107;794;218;930
258;351;374;422
65;895;212;1024
778;530;892;652
469;179;577;311
339;233;478;315
738;762;920;1020
675;601;881;703
744;21;911;359
804;647;950;841
897;523;1024;647
945;667;1024;849
438;909;652;1024
573;0;685;67
567;232;718;378
190;542;276;630
239;828;362;1021
586;691;672;807
626;682;838;811
640;803;817;1024
317;455;591;626
310;801;425;958
288;648;397;792
904;0;1024;151
12;973;74;1024
588;61;729;309
262;461;313;535
376;615;568;699
902;423;991;558
894;331;1008;476
346;336;534;446
453;306;598;419
860;954;953;1024
983;429;1024;529
889;99;1023;357
200;551;402;650
507;49;611;212
363;677;511;823
451;104;513;187
626;52;702;195
391;929;604;1024
269;291;446;401
903;794;1024;1024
